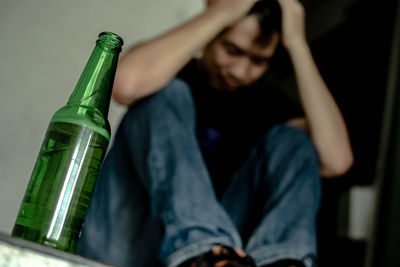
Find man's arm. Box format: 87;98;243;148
279;0;353;178
113;0;260;105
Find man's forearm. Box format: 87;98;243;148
113;0;259;105
288;39;353;177
278;0;353;177
113;10;229;105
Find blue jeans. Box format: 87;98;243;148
77;79;321;267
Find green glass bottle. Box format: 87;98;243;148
11;32;123;253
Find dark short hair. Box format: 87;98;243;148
249;0;282;46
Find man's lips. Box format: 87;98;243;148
219;77;239;91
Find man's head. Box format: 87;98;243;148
200;0;282;91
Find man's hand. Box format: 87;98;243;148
277;0;306;49
206;0;260;26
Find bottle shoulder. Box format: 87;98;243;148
50;105;111;140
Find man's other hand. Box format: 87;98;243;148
277;0;307;49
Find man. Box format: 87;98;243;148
77;0;353;266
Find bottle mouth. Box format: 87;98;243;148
97;32;124;52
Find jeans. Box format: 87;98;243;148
77;79;321;267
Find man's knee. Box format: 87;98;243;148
132;78;194;112
123;78;196;127
262;124;319;171
266;124;316;154
157;78;193;101
257;125;321;201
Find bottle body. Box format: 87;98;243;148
12;122;108;252
12;32;123;252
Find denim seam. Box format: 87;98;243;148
249;245;315;267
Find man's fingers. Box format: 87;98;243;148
233;248;247;257
211;245;223;254
210;245;247;258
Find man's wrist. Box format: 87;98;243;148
286;37;309;58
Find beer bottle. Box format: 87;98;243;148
11;32;123;253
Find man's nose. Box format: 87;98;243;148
228;58;250;82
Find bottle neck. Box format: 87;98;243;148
67;41;120;118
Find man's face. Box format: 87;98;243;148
200;15;280;92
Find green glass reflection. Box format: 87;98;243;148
12;32;123;253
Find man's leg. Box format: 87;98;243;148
221;125;321;267
77;79;242;267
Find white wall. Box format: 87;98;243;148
0;0;203;234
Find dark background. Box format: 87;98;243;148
267;0;400;266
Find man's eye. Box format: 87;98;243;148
225;46;241;55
